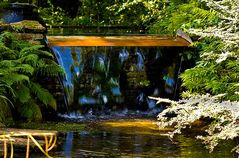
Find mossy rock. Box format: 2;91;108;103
0;20;46;33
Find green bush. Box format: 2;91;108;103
0;32;64;122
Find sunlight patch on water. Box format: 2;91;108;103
98;119;172;135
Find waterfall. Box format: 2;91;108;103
119;48;129;64
135;48;145;71
50;44;183;117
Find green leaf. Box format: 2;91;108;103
30;82;57;110
19;45;53;58
17;100;42;121
18;54;39;67
19;45;44;57
14;64;34;75
0;74;29;85
36;59;65;77
15;85;31;103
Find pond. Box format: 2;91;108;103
20;119;236;158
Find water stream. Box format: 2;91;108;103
51;45;183;117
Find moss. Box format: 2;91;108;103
0;20;46;33
11;20;46;33
15;121;86;132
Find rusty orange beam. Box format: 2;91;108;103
47;35;192;47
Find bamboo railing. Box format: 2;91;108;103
0;128;57;158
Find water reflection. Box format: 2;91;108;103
64;132;74;158
50;120;236;158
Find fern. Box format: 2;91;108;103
0;43;16;60
0;73;29;86
17;100;42;121
36;50;54;58
29;82;57;110
15;84;31;103
15;64;35;75
36;58;65;77
0;32;64;122
19;45;53;58
18;54;39;67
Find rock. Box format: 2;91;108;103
0;3;47;44
0;20;46;33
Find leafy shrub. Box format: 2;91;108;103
0;32;64;122
154;94;239;153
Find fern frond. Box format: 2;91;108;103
0;43;16;60
19;45;53;58
0;73;29;85
36;59;65;77
29;82;56;110
19;45;44;57
18;54;39;67
0;83;16;98
17;100;42;121
0;61;34;75
15;64;34;76
0;32;16;48
0;60;16;69
0;95;14;108
37;50;54;58
15;84;31;103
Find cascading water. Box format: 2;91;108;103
50;45;183;119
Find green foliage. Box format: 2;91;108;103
180;0;239;100
149;0;219;34
17;100;42;121
106;0;163;27
154;94;239;153
35;0;163;28
38;5;69;25
0;32;64;122
154;0;239;155
30;82;56;110
181;55;239;101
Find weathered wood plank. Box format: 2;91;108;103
47;35;192;47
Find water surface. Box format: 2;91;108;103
45;120;237;158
